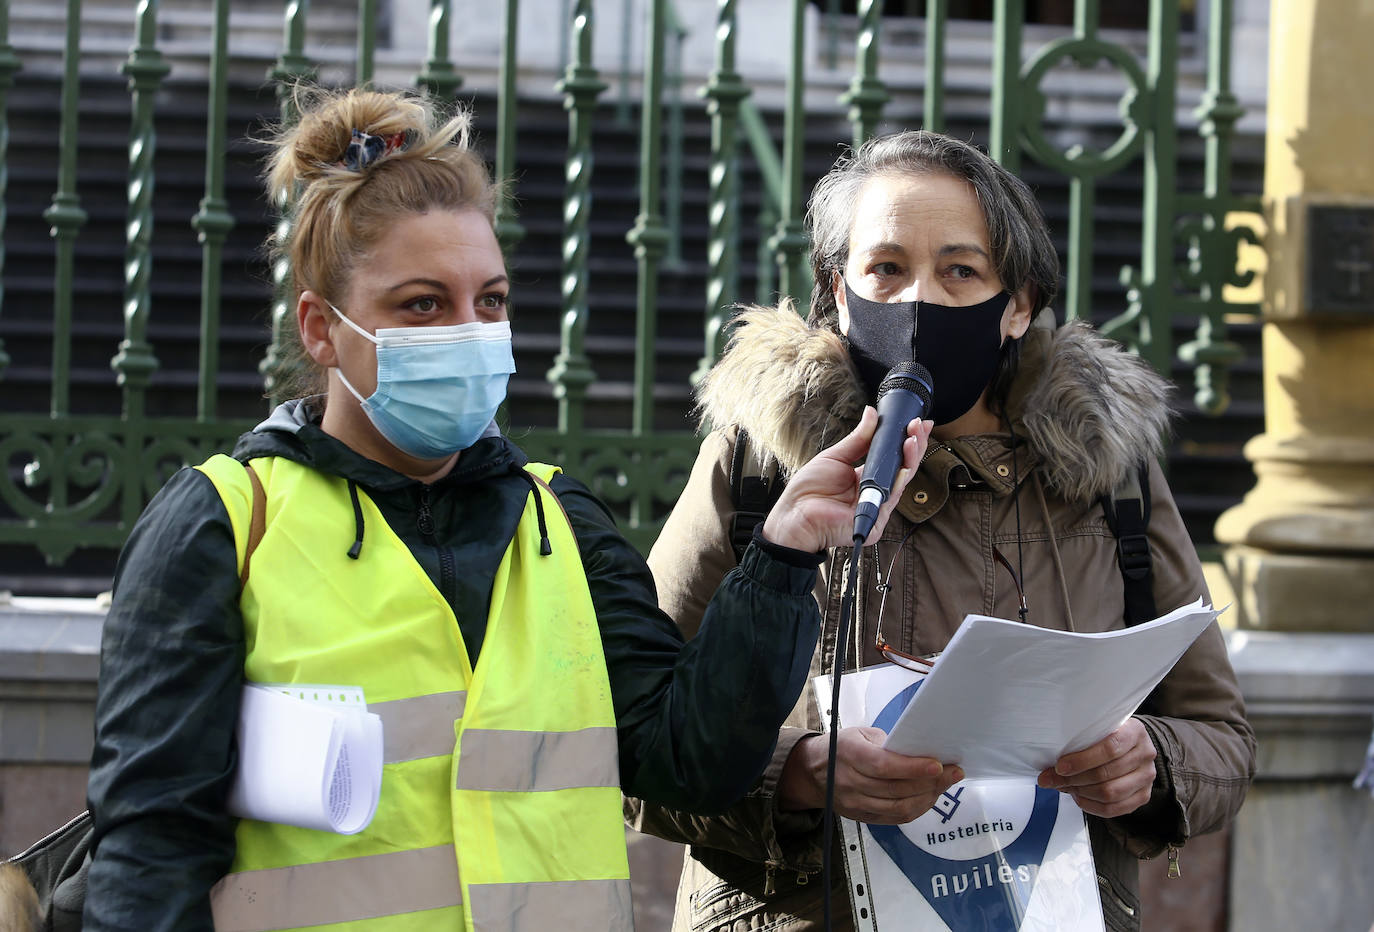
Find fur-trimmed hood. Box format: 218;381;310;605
695;303;1173;501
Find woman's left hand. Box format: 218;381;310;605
761;406;931;553
1037;717;1158;818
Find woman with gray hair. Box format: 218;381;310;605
627;130;1255;931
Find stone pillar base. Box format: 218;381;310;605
1223;545;1374;632
1226;629;1374;932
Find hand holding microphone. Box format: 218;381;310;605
853;362;935;541
761;363;933;553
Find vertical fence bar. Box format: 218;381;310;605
770;0;809;306
1199;0;1237;202
1198;0;1239;202
756;199;778;305
1063;0;1098;323
546;0;606;433
43;0;88;420
840;0;888;149
738;101;783;307
616;0;633;126
923;0;946;133
1177;0;1244;412
192;0;236;421
0;2;20;374
664;9;686;268
694;0;749;383
271;2;313;133
260;0;314;402
356;0;377;86
1139;0;1178;373
989;0;1022;172
115;1;168;531
823;0;841;70
626;0;670;526
113;0;170;420
494;0;525;253
1066;178;1095;323
415;0;462;99
627;0;668;433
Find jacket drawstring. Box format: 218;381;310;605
346;479;365;560
1033;472;1075;631
1007;422;1030;624
516;469;553;556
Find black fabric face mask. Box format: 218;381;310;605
842;280;1011;426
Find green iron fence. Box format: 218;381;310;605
0;0;1263;578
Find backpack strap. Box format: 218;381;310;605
241;460;267;587
1101;461;1156;627
728;429;786;562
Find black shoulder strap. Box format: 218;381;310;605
728;428;787;561
1101;461;1156;627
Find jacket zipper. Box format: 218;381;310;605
1167;843;1182;878
760;864;810;897
417;487;456;599
921;441;948;467
1096;874;1136;918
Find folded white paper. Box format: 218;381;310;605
227;683;384;835
879;599;1220;780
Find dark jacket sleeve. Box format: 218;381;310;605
551;472;822;815
84;468;245;932
621;428;826;868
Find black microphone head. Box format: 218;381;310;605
877;361;934;408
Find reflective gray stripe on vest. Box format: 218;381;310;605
210;844;461;932
372;690;467;763
456;726;619;792
468;877;633;932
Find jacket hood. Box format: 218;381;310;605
696;305;1173;501
694;300;868;478
232;397;525;490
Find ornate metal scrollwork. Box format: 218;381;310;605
1019;37;1150;178
1174;197;1264;413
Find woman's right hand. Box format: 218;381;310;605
777;727;963;824
761;406;930;554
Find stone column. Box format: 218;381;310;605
1213;0;1374;633
1216;6;1374;931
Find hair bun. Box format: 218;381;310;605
265;86;462;201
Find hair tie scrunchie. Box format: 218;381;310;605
339;129;407;171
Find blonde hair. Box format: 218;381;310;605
260;86;499;397
264;85;498;306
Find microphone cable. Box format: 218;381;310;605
820;534;864;932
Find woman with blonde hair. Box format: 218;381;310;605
74;88;929;931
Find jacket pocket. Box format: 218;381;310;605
687;858;832;932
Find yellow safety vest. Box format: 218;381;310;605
194;454;631;932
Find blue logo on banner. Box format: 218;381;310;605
868;683;1060;931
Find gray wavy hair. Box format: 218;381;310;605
805;131;1060;335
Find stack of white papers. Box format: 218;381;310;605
878;598;1220;779
811;600;1221;931
227;683;384;835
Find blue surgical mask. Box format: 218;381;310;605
330;303;516;459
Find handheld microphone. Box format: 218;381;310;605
852;361;934;541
